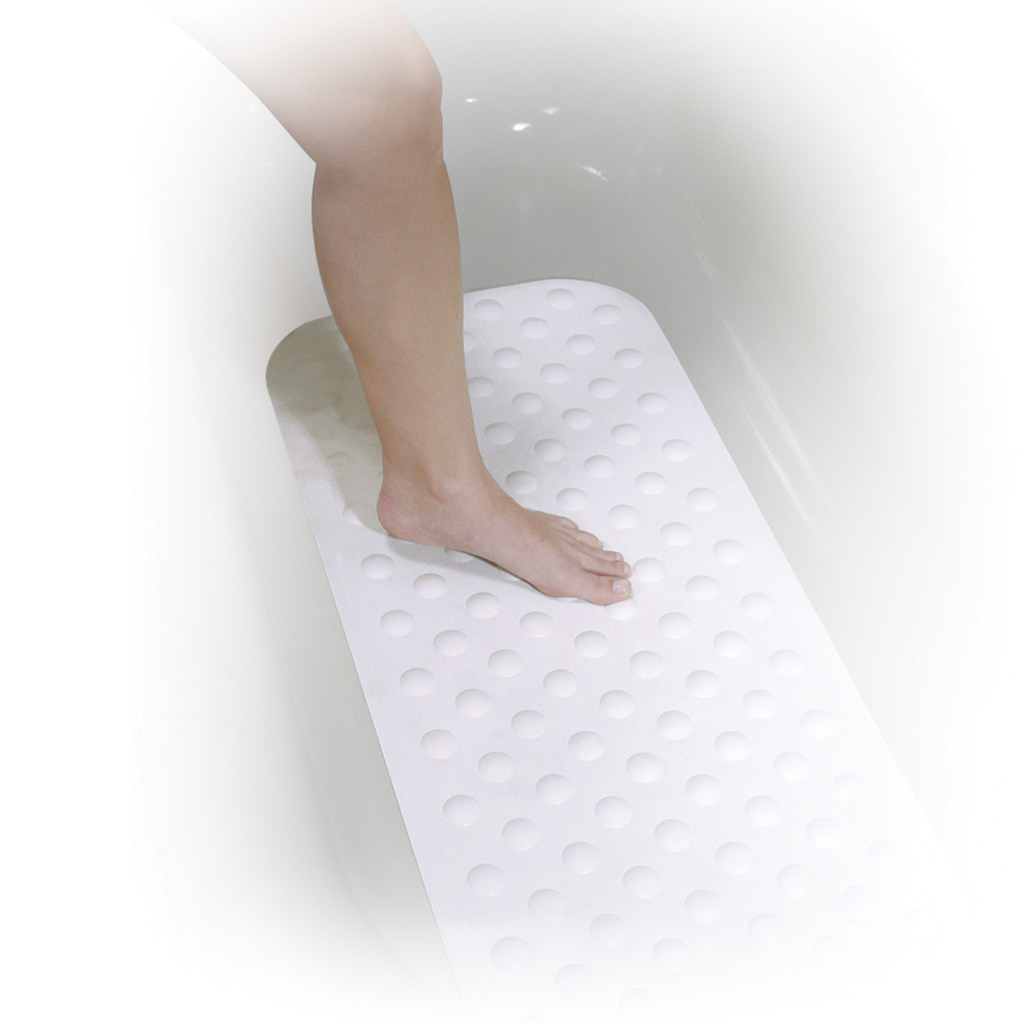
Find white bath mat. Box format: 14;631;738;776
266;280;962;1020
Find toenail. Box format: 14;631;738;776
613;578;631;594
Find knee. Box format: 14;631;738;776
168;2;446;180
311;39;444;179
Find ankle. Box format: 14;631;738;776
381;453;494;507
376;458;508;545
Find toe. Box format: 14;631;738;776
585;545;626;565
583;572;632;605
549;514;581;532
547;516;604;550
579;549;631;577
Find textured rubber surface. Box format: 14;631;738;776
267;280;958;1018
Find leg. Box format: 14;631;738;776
164;0;632;603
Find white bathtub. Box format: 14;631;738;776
123;0;1020;1018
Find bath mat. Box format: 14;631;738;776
266;280;962;1019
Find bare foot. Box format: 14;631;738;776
377;471;632;605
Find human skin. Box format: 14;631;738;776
158;0;633;603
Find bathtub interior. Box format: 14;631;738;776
135;0;1002;1017
418;1;987;834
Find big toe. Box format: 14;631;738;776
578;571;632;605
